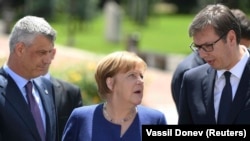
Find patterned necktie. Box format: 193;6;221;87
217;71;232;124
26;81;46;141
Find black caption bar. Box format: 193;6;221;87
142;125;250;140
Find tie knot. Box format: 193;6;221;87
224;71;231;80
25;81;33;95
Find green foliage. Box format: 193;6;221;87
51;14;194;55
137;15;193;55
51;61;102;105
50;14;195;104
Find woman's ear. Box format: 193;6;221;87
106;77;114;90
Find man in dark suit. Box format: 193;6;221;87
178;4;250;124
43;72;83;140
171;52;205;109
0;16;57;141
42;47;83;140
171;8;250;113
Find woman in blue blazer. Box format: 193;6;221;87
62;51;167;141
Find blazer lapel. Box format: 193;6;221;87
1;71;40;140
33;77;56;141
202;67;217;123
50;77;63;108
228;58;250;123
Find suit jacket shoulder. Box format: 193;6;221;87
50;76;83;140
0;68;57;141
50;76;83;112
179;57;250;124
171;52;205;107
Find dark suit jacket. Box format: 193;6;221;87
50;77;83;140
171;52;205;110
178;59;250;124
0;68;57;141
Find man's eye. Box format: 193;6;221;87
194;45;202;49
204;44;212;47
202;44;213;50
37;51;47;55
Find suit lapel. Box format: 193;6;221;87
50;77;63;108
228;58;250;123
202;67;217;123
33;79;51;116
33;77;55;140
1;70;40;139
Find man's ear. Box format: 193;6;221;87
227;29;237;44
51;48;56;60
15;42;25;55
106;77;114;90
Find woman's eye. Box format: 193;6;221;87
140;74;144;79
127;73;136;78
130;74;136;77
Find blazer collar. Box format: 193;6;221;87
49;77;63;107
202;66;217;123
33;78;52;116
0;68;41;139
227;57;250;123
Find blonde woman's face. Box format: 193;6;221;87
110;65;144;106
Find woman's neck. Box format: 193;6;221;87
103;102;137;124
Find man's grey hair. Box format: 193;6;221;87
9;15;57;53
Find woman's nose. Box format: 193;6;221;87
137;77;144;84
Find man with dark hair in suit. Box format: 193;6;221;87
171;51;205;109
43;48;83;140
171;8;250;112
178;4;250;124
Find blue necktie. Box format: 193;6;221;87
26;81;46;141
217;71;232;124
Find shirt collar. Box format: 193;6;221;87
217;45;249;79
3;64;31;89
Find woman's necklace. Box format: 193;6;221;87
103;102;137;124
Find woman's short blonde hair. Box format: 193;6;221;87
95;51;147;99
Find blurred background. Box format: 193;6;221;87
0;0;250;124
1;0;250;55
